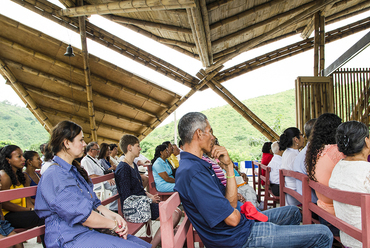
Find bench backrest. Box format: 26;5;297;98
159;192;202;248
279;168;370;246
0;172;150;247
147;163;173;201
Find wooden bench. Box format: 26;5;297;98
279;169;370;247
255;162;279;210
159;192;203;248
147;163;174;201
0;172;151;247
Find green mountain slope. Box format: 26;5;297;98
142;89;296;161
0;89;296;160
0;100;49;151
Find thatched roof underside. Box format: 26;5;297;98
0;15;181;143
1;0;370;142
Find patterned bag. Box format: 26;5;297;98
123;195;152;223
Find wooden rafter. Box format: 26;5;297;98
0;58;53;132
206;0;341;73
108;15;192;34
197;70;279;141
23;84;152;125
9;0;200;87
79;0;98;142
206;0;235;11
138;67;223;140
215;16;370;83
58;0;196;17
210;0;287;30
3;59;170;110
212;1;315;47
301;2;332;39
199;0;213;64
187;0;211;67
41;107;137;136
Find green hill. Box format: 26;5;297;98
0;89;296;160
0;100;50;151
142;89;296;161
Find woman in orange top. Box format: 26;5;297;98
0;145;45;247
305;113;344;215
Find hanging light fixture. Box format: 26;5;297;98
64;44;75;57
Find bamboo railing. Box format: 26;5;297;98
332;68;370;124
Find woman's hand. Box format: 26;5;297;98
113;214;128;239
146;192;160;203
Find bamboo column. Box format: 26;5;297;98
319;14;325;75
0;58;53;132
314;12;320;77
78;0;97;142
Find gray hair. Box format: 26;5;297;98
86;142;98;152
271;141;280;154
178;112;208;144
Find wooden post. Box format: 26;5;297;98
319;14;325;75
314;12;320;77
78;0;97;141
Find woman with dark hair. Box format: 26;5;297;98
0;145;45;246
329;121;370;248
305;113;344;216
115;134;181;247
109;143;120;167
34;120;150;248
280;127;305;205
98;143;115;171
23;150;42;205
260;141;273;186
40;144;54;175
151;144;175;192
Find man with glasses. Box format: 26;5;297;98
174;112;333;248
81;142;118;211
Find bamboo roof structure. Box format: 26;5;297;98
1;0;370;142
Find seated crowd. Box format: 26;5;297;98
0;111;368;248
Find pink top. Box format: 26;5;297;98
314;144;345;215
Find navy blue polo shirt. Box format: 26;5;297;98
174;152;254;248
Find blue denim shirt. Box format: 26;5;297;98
35;156;101;247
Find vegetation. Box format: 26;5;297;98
143;89;296;161
0;89;296;161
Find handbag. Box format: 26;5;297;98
123;195;152;223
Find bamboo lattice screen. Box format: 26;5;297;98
295;76;334;133
332;68;370;124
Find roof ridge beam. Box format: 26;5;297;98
58;0;196;17
206;0;341;73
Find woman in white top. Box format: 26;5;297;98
280;127;304;205
329;121;370;248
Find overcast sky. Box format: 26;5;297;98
0;0;369;126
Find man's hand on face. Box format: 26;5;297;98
211;145;233;170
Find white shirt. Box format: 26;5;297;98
40;161;53;175
109;155;120;167
81;154;105;176
268;154;282;184
329;160;370;248
281;148;300;206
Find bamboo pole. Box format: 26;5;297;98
319;14;325;75
3;59;170;114
108;15;192;34
210;0;287;30
0;38;164;116
206;0;234;11
138;66;223;140
206;0;339;73
9;0;199;86
314;12;319;77
79;3;98;141
41;107;137;136
0;58;53;132
186;8;206;67
191;3;210;67
212;1;315;46
208;78;279;141
58;0;196;17
22;83;150;127
199;0;213;64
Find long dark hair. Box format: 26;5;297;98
279;127;301;151
49;120;90;183
0;145;26;186
151;144;168;165
98;143;110;160
336;121;369;156
23;150;38;167
305;113;342;181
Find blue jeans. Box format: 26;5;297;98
243;206;333;248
